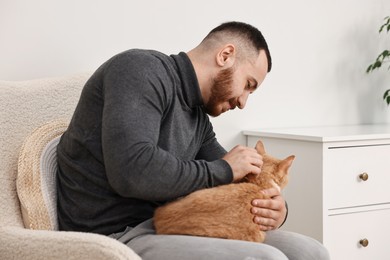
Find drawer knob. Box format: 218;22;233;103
359;238;369;247
359;172;369;181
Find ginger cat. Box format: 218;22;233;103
153;140;295;243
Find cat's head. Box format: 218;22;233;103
244;140;295;189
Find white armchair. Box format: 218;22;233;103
0;74;141;260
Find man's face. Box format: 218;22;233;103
204;50;268;117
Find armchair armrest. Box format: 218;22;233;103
0;226;141;260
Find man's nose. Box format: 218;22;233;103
237;92;250;109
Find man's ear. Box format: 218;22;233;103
216;44;236;67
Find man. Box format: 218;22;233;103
57;21;329;259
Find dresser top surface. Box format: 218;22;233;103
243;124;390;142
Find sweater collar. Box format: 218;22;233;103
171;52;204;108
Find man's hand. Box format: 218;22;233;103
222;145;263;182
251;186;287;231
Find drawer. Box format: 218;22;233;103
325;208;390;260
324;144;390;209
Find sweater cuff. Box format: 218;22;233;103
278;201;289;228
208;159;233;187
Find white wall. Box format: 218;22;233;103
1;0;390;149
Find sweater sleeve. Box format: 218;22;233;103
101;53;232;202
195;116;228;161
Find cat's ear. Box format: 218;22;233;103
255;140;266;155
279;155;295;173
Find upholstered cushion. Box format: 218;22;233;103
17;119;69;230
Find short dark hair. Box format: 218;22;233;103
205;21;272;72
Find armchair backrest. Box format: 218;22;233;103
0;73;90;228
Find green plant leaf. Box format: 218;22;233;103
379;16;390;32
384;89;390;99
373;60;382;69
366;64;373;73
382;50;390;57
367;16;390;107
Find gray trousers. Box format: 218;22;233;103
110;219;330;260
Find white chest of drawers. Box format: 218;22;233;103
243;125;390;260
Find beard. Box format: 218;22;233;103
204;67;235;117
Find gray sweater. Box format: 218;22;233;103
57;50;233;235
